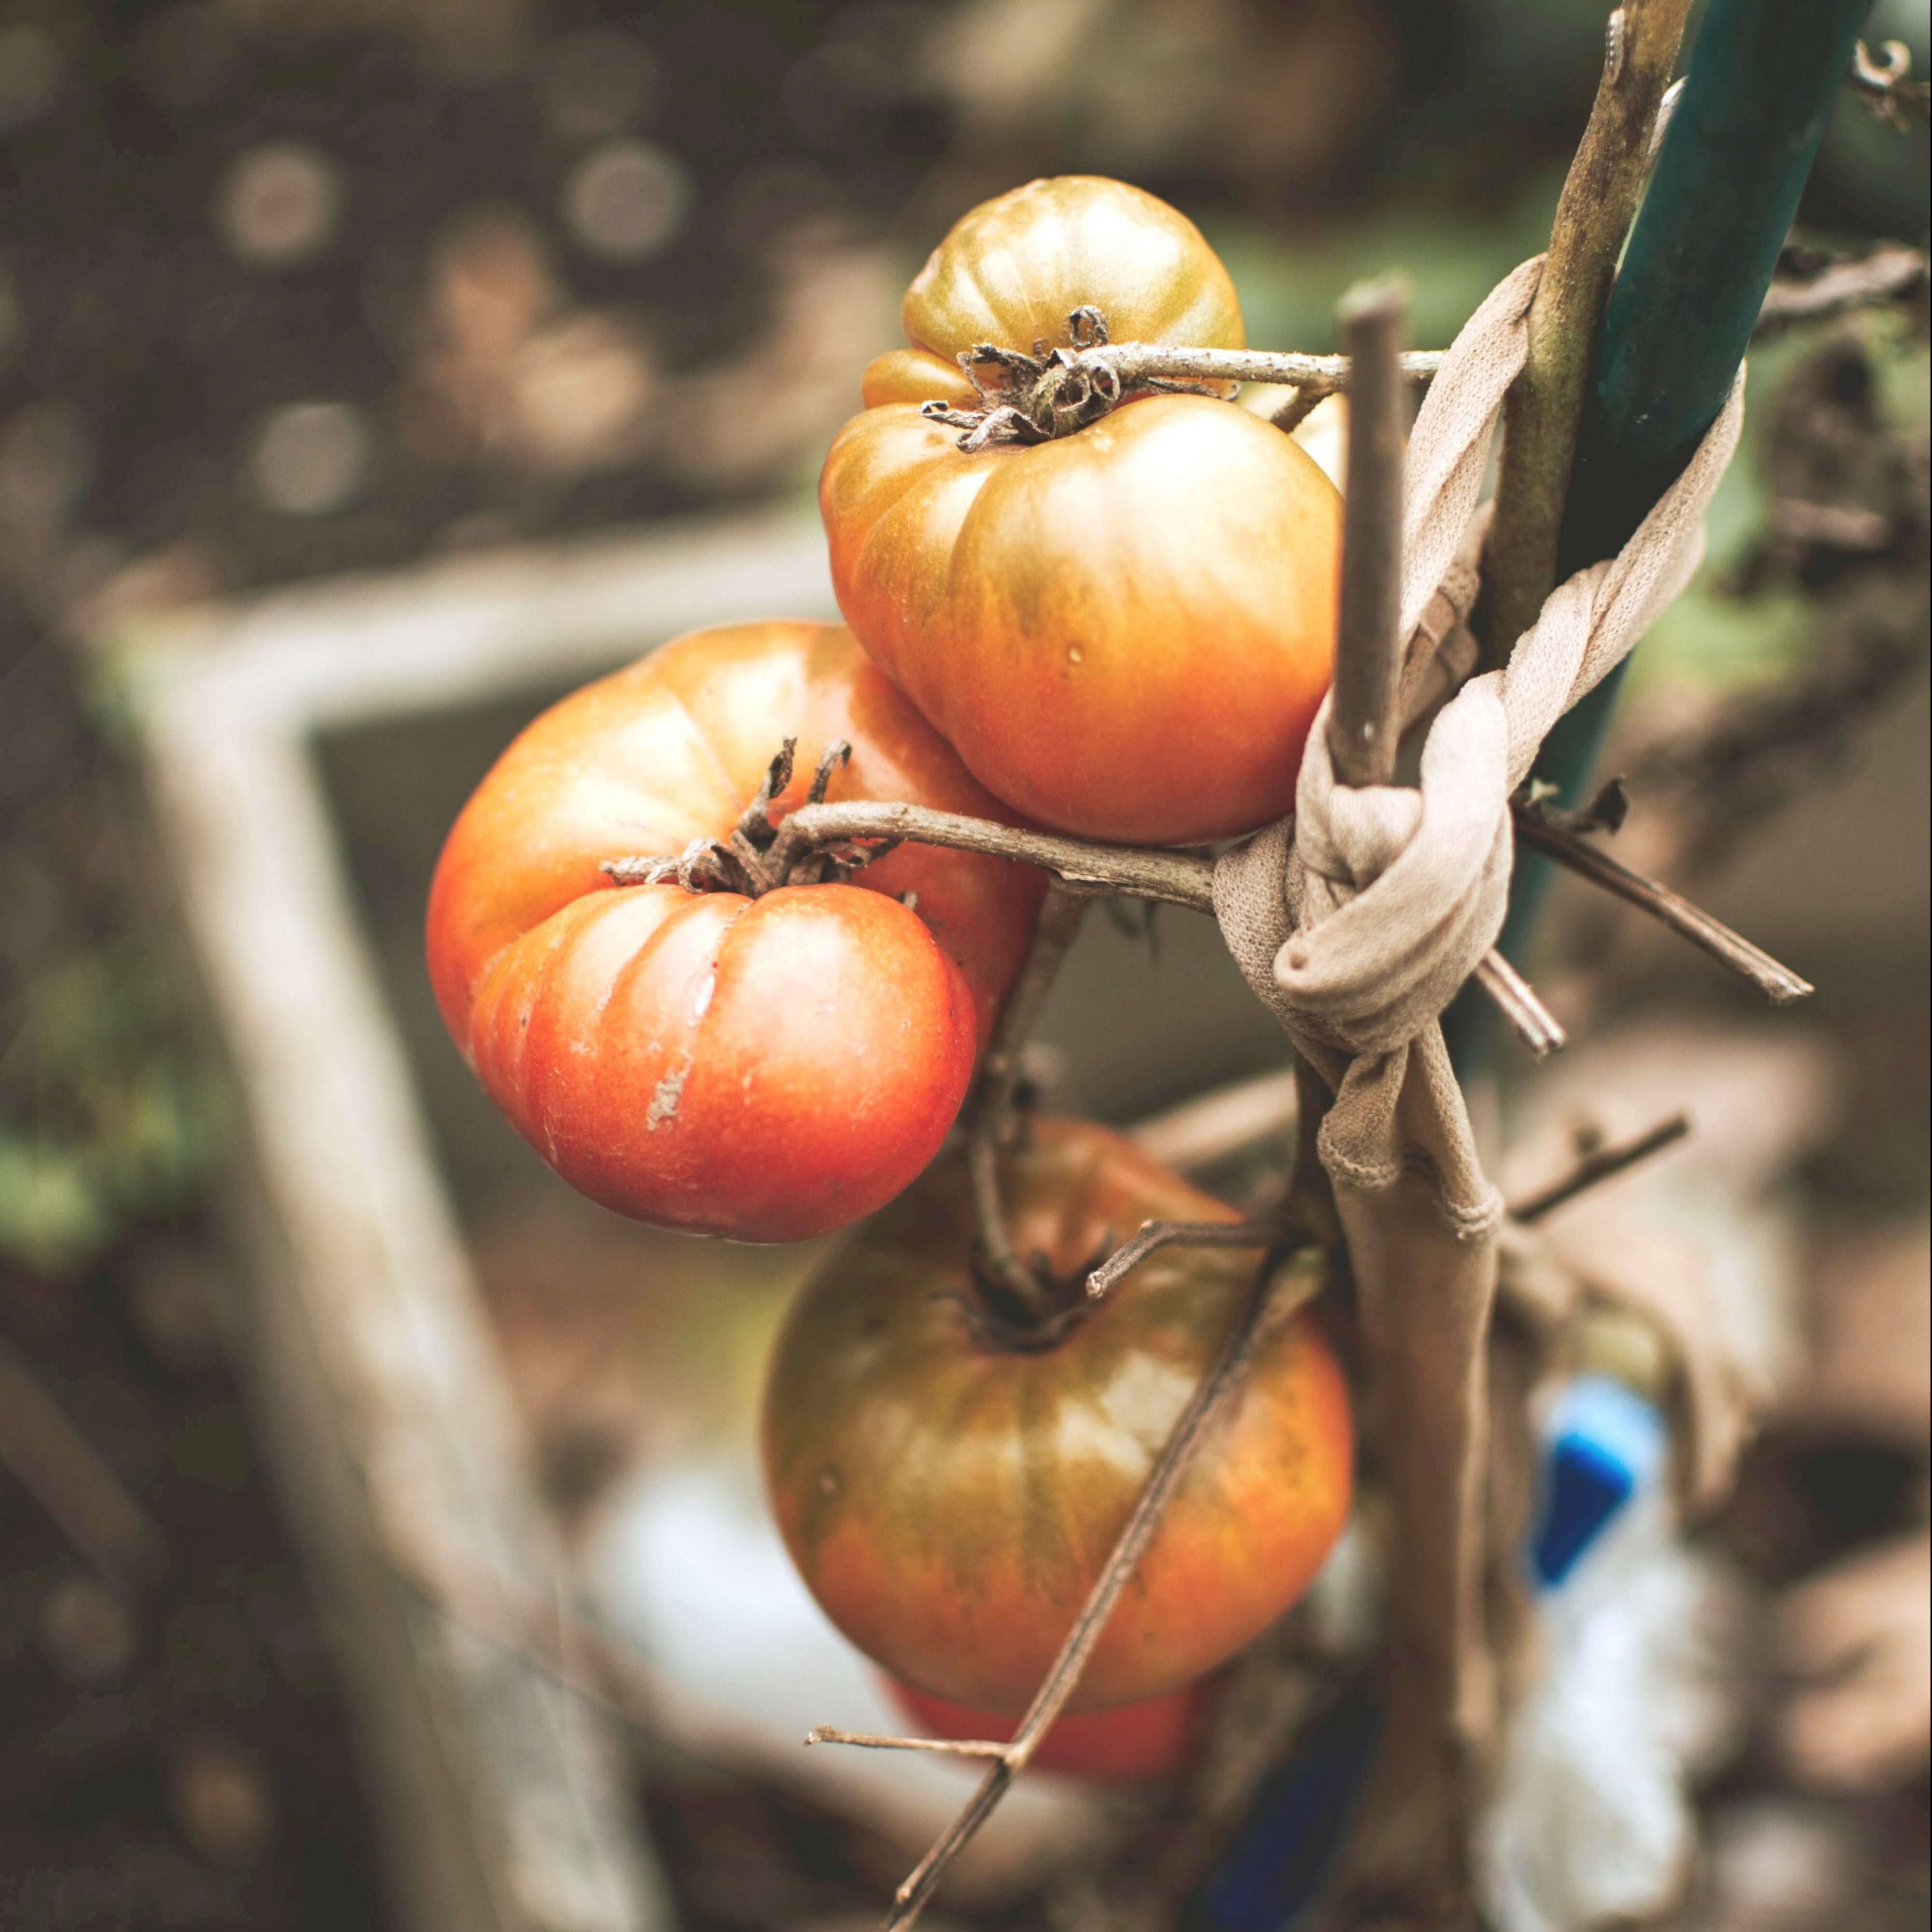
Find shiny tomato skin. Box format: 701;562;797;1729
463;882;977;1242
904;176;1245;371
428;620;1044;1054
427;621;1043;1240
822;393;1342;844
763;1118;1354;1712
825;178;1336;845
882;1672;1208;1784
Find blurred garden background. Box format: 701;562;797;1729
1;3;1926;1929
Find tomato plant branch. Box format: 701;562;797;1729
759;801;1219;909
1085;1216;1277;1302
927;302;1445;450
1471;949;1566;1059
1512;792;1813;1003
1085;343;1445;394
1507;1110;1692;1224
805;1726;1006;1761
868;1252;1321;1931
966;883;1089;1322
1478;0;1693;670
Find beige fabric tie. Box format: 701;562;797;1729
1214;254;1746;1224
1211;254;1746;1925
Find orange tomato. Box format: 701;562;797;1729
822;176;1342;845
426;621;1045;1242
763;1118;1353;1710
859;175;1245;412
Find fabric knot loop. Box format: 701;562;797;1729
1217;249;1743;1072
1208;246;1744;1226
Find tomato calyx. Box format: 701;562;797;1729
957;1244;1104;1353
601;737;899;901
920;305;1203;452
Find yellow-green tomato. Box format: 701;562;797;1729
761;1116;1354;1714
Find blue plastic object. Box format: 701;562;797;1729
1191;1374;1668;1929
1529;1374;1668;1588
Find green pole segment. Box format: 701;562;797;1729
1448;0;1874;1072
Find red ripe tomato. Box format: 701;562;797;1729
821;176;1342;846
762;1117;1354;1712
426;621;1045;1243
881;1672;1209;1784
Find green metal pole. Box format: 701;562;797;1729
1451;0;1873;1069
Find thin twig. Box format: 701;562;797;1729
967;885;1088;1318
1066;343;1443;396
0;1336;168;1591
1085;1216;1277;1302
878;1253;1318;1930
1512;797;1813;1003
743;801;1218;910
806;1727;1006;1761
1755;243;1930;334
1473;949;1569;1059
1509;1112;1692;1224
1479;0;1694;667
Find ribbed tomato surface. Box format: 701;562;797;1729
427;621;1044;1241
823;176;1342;845
764;1118;1354;1708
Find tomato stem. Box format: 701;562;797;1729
1510;795;1811;1004
758;800;1218;908
1505;1111;1691;1225
874;1249;1324;1930
1084;1215;1277;1302
964;884;1089;1331
922;309;1445;451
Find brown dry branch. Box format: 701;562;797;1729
1512;795;1814;1002
964;884;1089;1319
1848;37;1932;128
1085;1215;1283;1302
1756;243;1930;336
931;326;1446;449
1472;950;1569;1058
832;1247;1321;1932
1086;344;1445;395
804;1728;1006;1762
1507;1111;1692;1224
763;801;1566;1054
1479;0;1694;664
755;801;1221;910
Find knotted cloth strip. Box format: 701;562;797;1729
1211;254;1746;1927
1214;254;1745;1227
